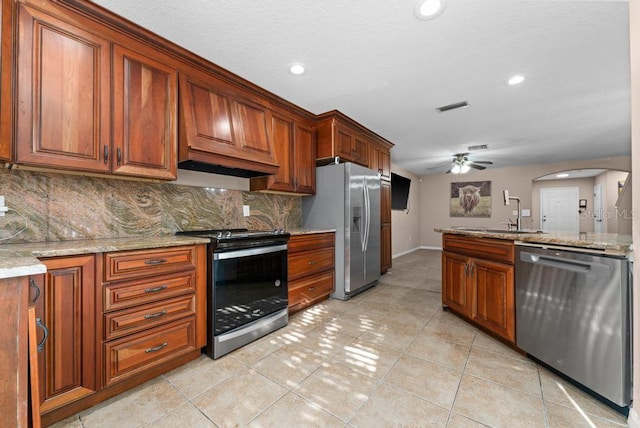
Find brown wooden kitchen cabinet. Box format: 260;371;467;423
316;111;370;166
112;43;177;179
288;232;335;313
250;111;316;194
380;180;392;273
178;70;279;176
369;142;391;181
102;245;206;386
30;255;97;416
29;244;206;426
15;2;178;180
0;0;14;161
442;234;515;343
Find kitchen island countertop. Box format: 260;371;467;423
435;227;632;256
0;235;211;279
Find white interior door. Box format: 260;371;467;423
593;183;604;233
540;187;579;232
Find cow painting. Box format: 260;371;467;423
450;181;491;217
458;185;482;213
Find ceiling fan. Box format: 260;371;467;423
446;153;493;174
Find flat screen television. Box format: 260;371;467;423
391;172;411;210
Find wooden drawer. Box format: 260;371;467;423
104;246;196;282
104;318;196;386
104;271;196;312
289;270;334;309
288;232;335;253
104;295;196;341
443;234;514;265
288;247;334;281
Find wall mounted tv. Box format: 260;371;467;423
391;172;411;210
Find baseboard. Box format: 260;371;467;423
392;246;442;259
420;245;442;251
392;247;421;258
628;407;640;428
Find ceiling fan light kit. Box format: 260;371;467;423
446;152;493;174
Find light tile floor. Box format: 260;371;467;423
53;250;628;427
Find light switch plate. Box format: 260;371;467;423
512;210;518;216
243;205;250;217
521;209;531;217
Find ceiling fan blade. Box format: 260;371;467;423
473;161;493;165
469;163;486;170
445;167;454;174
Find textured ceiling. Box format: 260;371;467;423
91;0;631;175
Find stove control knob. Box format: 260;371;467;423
224;231;232;238
216;231;223;239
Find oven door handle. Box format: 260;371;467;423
214;244;288;260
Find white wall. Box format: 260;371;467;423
390;164;422;256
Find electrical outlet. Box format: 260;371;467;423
243;205;250;217
0;196;7;217
521;209;531;217
512;210;518;216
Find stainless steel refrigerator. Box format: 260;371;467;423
302;162;381;300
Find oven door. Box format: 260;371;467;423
212;244;288;336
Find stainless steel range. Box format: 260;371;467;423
176;229;290;359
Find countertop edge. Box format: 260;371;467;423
436;228;632;255
0;236;212;279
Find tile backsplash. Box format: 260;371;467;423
0;168;301;243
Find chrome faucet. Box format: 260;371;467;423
503;190;521;231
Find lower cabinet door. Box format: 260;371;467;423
33;255;97;413
442;252;470;315
104;318;196;386
470;259;515;342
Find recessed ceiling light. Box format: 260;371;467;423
289;63;306;75
414;0;447;20
508;75;525;85
556;173;570;178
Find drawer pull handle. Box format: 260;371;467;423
145;258;168;265
144;285;168;293
308;260;317;265
309;287;316;291
144;310;168;319
35;318;48;353
145;342;168;353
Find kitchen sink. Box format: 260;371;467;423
451;227;545;234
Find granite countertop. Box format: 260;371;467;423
435;227;633;255
0;235;211;280
288;228;336;235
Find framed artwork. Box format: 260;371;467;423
450;181;491;217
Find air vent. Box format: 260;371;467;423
436;101;469;113
467;144;488;151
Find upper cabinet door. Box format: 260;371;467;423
112;44;177;179
334;124;355;162
231;97;275;163
179;73;235;152
266;113;294;191
293;122;315;194
16;4;111;172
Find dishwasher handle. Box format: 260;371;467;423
519;251;610;275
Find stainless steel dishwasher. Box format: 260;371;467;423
515;243;632;407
